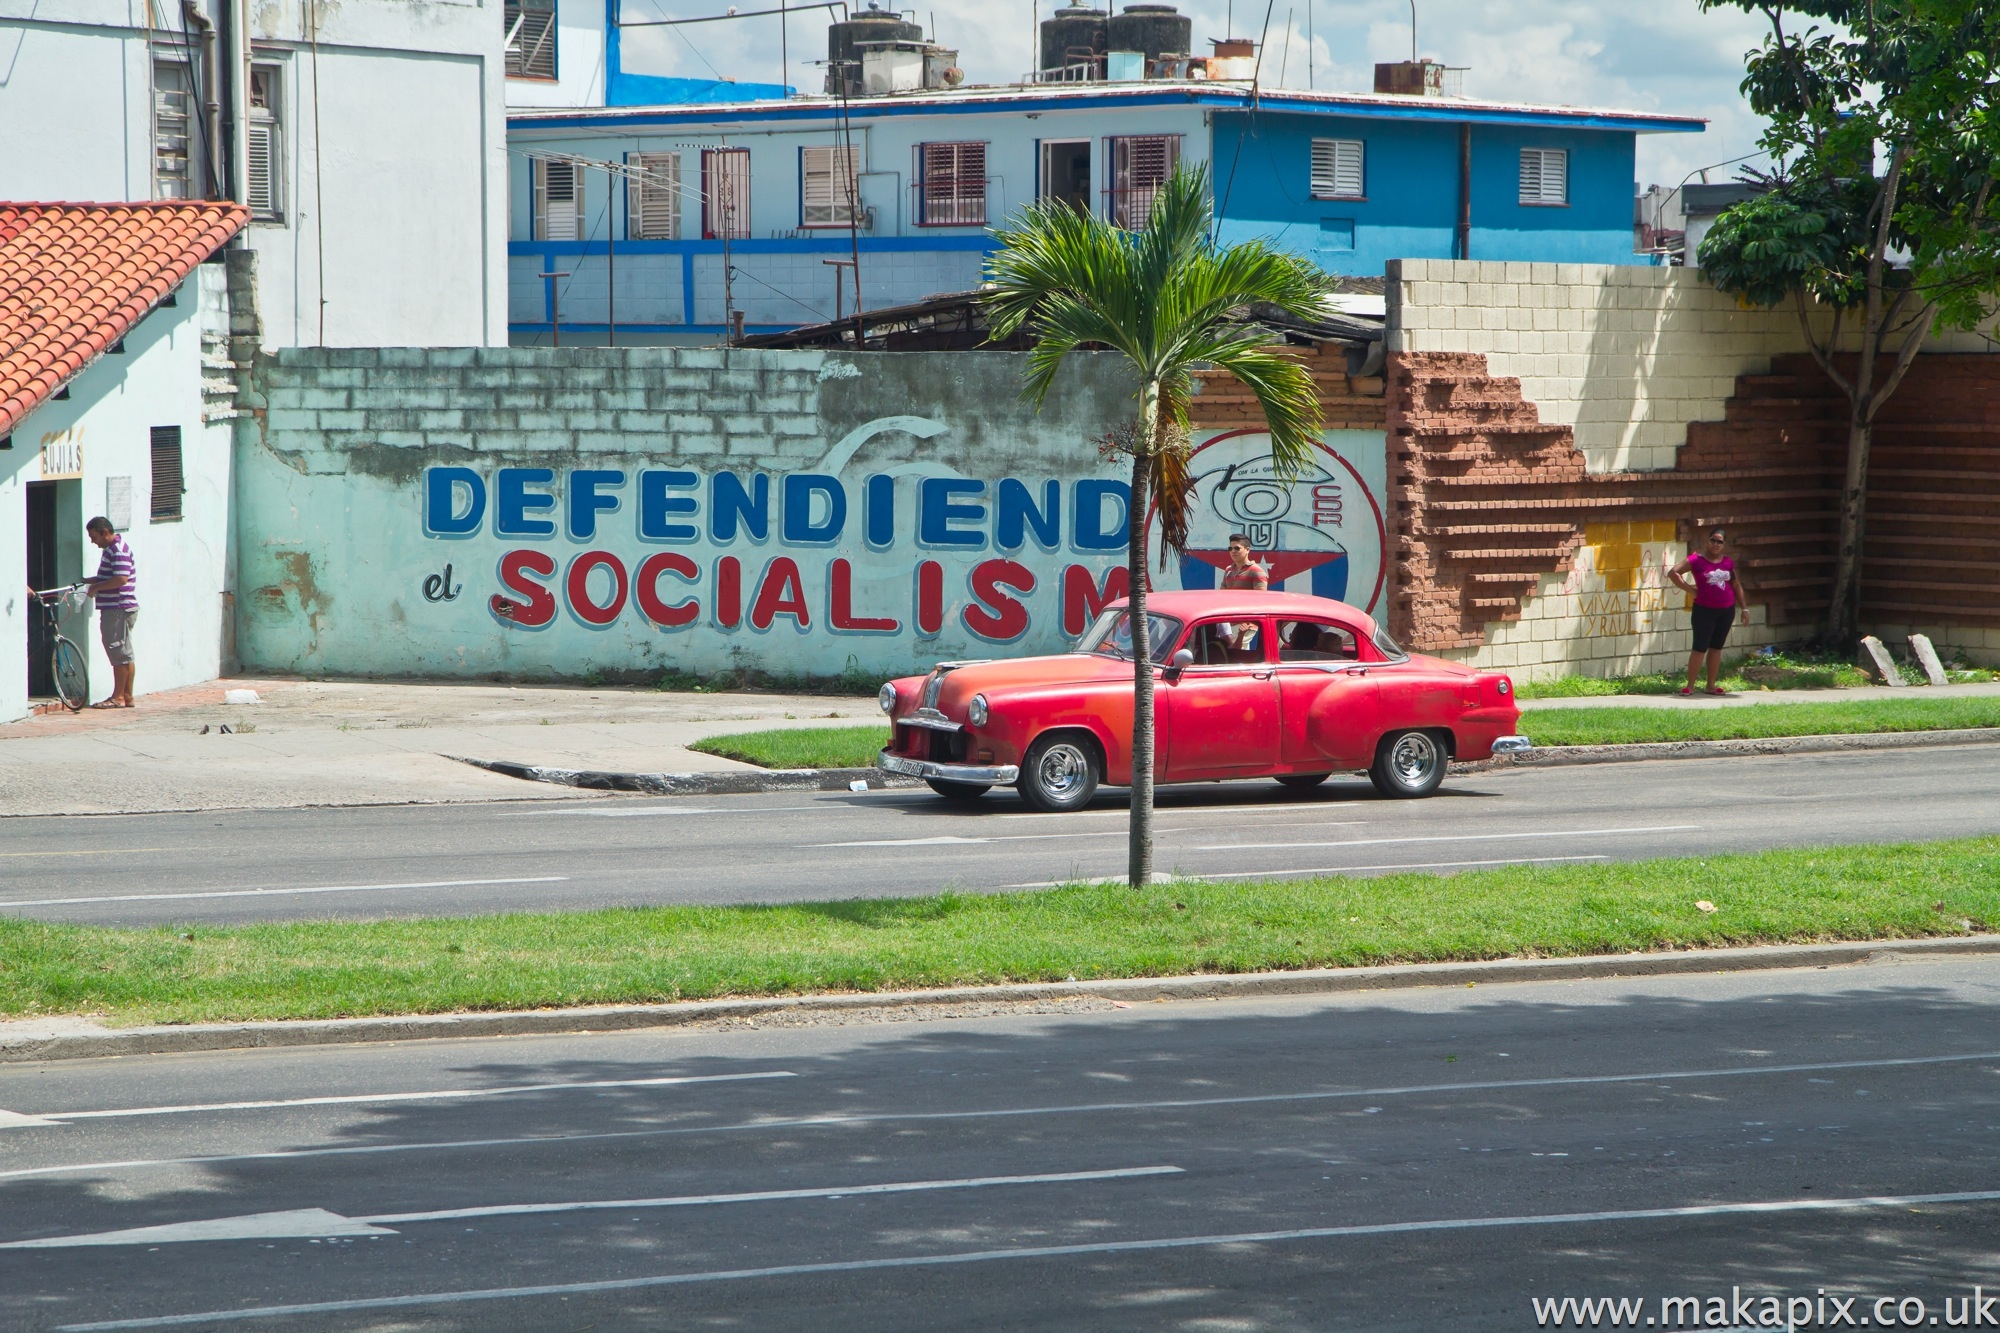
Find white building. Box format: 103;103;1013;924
0;0;509;348
1;203;247;722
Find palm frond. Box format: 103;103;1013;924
1184;330;1324;479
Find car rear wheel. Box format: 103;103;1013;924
1017;733;1100;813
1370;729;1447;799
926;778;992;802
1274;773;1331;791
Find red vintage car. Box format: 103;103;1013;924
876;590;1529;812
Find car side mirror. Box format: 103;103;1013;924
1164;648;1195;682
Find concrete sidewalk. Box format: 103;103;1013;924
0;677;879;815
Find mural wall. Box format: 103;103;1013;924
234;346;1388;682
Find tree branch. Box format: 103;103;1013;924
1796;288;1852;396
1868;300;1938;422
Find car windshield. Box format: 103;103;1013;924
1075;610;1185;664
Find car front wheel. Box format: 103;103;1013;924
1370;729;1447;799
1017;733;1100;813
926;778;991;802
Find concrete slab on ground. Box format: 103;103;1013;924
1516;680;2000;710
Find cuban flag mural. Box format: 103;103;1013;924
1157;429;1390;615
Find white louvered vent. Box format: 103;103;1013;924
1310;138;1364;199
1519;148;1568;205
505;0;557;80
537;159;580;241
801;144;860;228
627;151;680;239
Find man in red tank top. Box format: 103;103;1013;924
1669;528;1752;696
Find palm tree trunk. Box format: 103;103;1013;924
1126;418;1156;890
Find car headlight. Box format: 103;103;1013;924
968;693;989;728
878;682;898;714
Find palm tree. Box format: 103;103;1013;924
983;164;1332;888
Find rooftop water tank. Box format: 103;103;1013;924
828;4;923;96
1108;4;1191;70
1039;3;1108;78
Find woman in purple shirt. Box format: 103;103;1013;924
1669;528;1751;696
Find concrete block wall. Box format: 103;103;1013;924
1388;258;1812;472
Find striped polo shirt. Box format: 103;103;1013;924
92;535;139;611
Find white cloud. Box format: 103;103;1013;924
614;0;1775;186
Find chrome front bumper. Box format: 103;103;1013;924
1491;735;1534;755
878;750;1021;785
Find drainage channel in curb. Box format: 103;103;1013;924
449;726;2000;798
6;934;1998;1064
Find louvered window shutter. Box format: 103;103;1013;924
702;148;751;239
539;160;579;240
628;152;679;239
150;426;184;521
246;123;276;215
1111;135;1179;229
505;0;558;79
918;141;986;225
1310;139;1363;198
801;145;859;227
1520;148;1566;204
152;64;193;200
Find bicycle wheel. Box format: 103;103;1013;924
50;635;88;712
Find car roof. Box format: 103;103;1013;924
1106;590;1379;634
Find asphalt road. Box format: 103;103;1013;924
4;955;2000;1330
4;744;2000;925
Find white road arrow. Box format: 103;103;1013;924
0;1166;1182;1250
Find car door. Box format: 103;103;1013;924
1273;617;1382;772
1163;617;1282;779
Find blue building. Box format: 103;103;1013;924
503;7;1700;343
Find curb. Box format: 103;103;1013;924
448;726;2000;796
444;756;921;795
7;934;1998;1065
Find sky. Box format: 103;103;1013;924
618;0;1782;190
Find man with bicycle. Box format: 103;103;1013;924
82;516;138;708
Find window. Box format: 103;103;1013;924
1108;134;1179;230
153;61;194;199
1309;138;1364;199
1188;620;1265;665
1277;619;1359;663
246;65;283;221
504;0;557;80
702;147;750;238
627;151;680;239
917;141;986;226
1519;148;1568;206
149;426;184;522
533;159;580;241
800;144;860;228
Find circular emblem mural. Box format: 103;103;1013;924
1149;430;1388;614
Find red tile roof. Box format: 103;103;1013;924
0;202;249;439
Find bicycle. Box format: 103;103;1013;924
29;584;90;712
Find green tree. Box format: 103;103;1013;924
982;165;1331;887
1697;0;2000;643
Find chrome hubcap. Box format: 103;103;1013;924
1036;743;1090;798
1390;733;1439;784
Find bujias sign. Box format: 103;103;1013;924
415;423;1387;676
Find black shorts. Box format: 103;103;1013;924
1690;603;1736;652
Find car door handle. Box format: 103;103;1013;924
1253;671;1273;680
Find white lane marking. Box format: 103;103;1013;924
1003;854;1608;888
0;876;569;911
0;847;182;859
368;1163;1181;1225
496;806;820;819
1198;824;1699;852
4;1071;793;1127
992;804;1366;820
55;1186;2000;1328
12;1050;1997;1183
3;1209;394;1250
8;1166;1181;1252
826;824;1366;848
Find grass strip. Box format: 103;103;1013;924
693;724;889;770
695;697;2000;771
1521;697;2000;747
3;839;1995;1028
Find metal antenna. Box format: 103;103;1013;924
1409;0;1416;62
